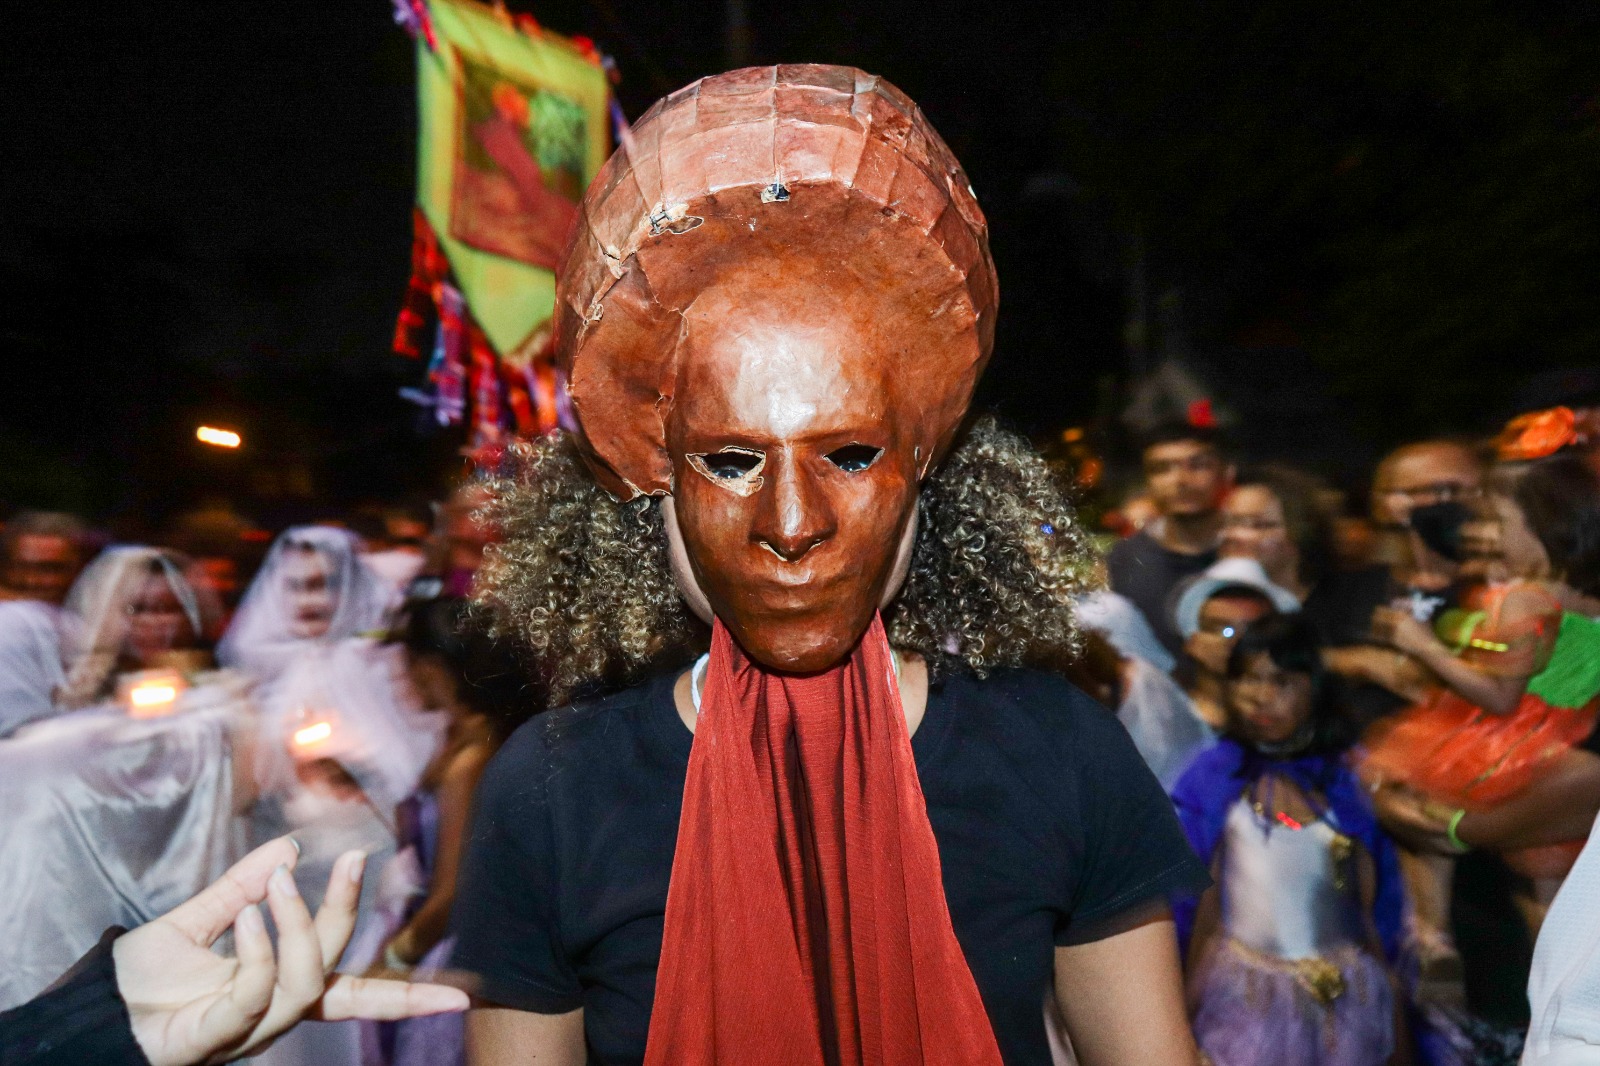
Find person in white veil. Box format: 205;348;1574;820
219;526;439;813
59;546;216;709
0;550;244;1010
218;526;393;681
223;527;443;1066
0;600;68;737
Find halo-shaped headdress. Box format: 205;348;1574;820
555;64;998;499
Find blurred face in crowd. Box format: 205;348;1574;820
1227;650;1314;749
1143;439;1229;520
1185;590;1274;677
1220;486;1296;585
5;533;82;605
1372;442;1482;529
125;572;196;665
281;547;337;640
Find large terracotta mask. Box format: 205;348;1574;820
556;65;997;672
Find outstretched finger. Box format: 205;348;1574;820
263;864;324;1012
317;974;470;1021
312;851;365;973
163;837;300;947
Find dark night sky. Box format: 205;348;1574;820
4;1;1598;523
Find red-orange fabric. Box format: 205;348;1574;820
643;614;1004;1066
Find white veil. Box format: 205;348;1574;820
218;526;395;681
59;547;206;709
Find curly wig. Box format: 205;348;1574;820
474;416;1096;706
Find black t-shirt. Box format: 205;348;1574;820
1106;528;1216;662
452;666;1208;1066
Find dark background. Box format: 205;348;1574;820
4;0;1598;524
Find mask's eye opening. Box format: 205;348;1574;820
686;448;767;493
825;444;883;473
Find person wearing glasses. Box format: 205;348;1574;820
1292;440;1488;734
1371;440;1484;618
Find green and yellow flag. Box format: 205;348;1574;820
394;0;610;445
413;0;609;361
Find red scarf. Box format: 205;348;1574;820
643;615;1004;1065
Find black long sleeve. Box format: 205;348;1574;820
0;928;152;1066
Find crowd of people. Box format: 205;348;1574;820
0;487;508;1066
4;56;1600;1066
1077;404;1600;1065
0;399;1595;1065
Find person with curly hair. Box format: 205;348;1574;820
452;65;1207;1066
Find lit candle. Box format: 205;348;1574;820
120;670;187;718
292;720;335;749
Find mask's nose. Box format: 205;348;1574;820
752;454;837;563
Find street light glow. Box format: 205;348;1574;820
196;426;242;448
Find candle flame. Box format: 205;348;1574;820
130;684;178;708
293;721;334;747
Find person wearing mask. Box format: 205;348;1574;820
0;511;87;607
1308;441;1488;732
1362;452;1600;1018
1108;421;1233;662
1371;440;1485;620
1171;556;1300;731
350;504;430;600
455;68;1208;1066
0;835;466;1066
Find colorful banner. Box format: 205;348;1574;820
409;0;610;362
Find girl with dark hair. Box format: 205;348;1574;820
1173;613;1409;1066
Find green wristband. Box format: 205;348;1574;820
1446;808;1470;853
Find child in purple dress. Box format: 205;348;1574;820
1174;614;1409;1066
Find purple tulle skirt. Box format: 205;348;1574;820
1193;939;1394;1066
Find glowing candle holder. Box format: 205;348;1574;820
286;705;341;759
119;669;188;718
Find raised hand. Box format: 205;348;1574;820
111;837;469;1066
